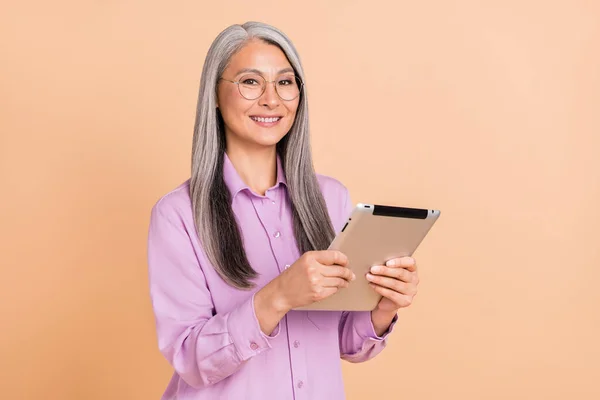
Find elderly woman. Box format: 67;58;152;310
147;21;419;400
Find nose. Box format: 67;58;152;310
259;81;280;109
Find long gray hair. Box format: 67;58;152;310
190;21;335;289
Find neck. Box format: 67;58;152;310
225;144;278;196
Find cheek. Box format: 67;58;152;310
285;101;300;127
290;99;300;115
284;98;300;117
219;95;249;128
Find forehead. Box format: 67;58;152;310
226;40;292;75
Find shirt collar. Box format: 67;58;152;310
222;152;287;199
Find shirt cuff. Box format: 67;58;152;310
227;293;281;361
354;310;398;341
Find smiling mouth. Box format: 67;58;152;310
250;116;282;123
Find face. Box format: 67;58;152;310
216;39;301;151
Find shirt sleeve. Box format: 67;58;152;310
147;201;280;389
338;310;398;362
335;184;398;362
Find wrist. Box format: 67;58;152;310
258;279;291;315
371;309;397;336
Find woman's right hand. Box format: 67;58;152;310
275;250;355;310
253;250;354;335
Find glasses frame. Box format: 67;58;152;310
219;74;304;101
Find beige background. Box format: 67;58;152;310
1;1;599;399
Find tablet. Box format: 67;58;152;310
294;203;440;311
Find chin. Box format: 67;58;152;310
249;128;289;147
253;135;286;148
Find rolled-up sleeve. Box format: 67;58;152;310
147;201;279;388
338;311;398;362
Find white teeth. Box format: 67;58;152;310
251;116;281;123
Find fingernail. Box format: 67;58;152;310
366;273;375;281
351;273;356;281
371;265;382;273
386;259;396;267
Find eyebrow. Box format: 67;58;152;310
235;67;295;76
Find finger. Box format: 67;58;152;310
369;283;414;307
366;273;417;296
370;265;413;283
313;250;348;267
385;256;417;272
311;286;339;302
319;287;339;299
322;277;350;288
321;265;355;281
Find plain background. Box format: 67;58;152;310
1;1;599;399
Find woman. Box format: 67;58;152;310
147;21;419;400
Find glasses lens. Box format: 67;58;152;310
236;74;303;101
238;74;266;100
275;75;302;101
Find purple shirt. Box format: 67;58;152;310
147;154;397;399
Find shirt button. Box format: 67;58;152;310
297;380;304;389
273;231;281;238
284;264;290;269
293;340;300;348
272;200;276;204
250;342;258;350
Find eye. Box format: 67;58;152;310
241;78;260;85
278;77;295;86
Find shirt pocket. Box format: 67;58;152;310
305;310;342;331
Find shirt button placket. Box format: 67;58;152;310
261;191;308;397
287;314;308;398
253;194;285;273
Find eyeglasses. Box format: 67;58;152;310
219;73;303;101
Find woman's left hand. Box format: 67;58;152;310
366;256;419;313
